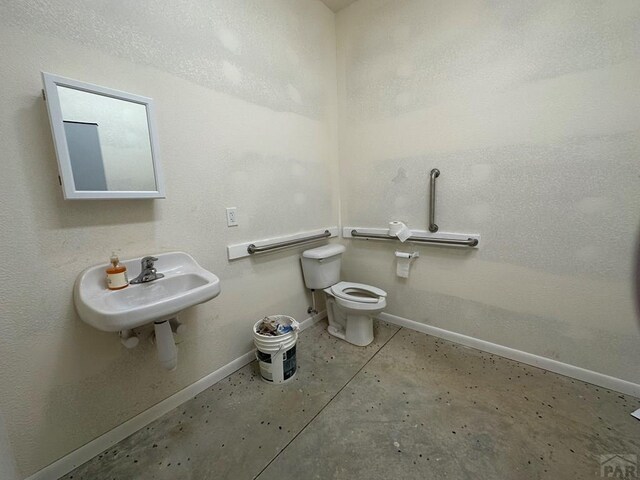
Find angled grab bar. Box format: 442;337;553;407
429;168;440;232
350;229;478;247
247;230;332;255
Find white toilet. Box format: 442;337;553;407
301;244;386;346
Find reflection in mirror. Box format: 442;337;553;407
63;120;107;191
58;86;156;191
42;73;165;199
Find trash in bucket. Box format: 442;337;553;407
253;315;299;384
255;315;298;336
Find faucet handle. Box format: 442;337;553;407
141;256;158;269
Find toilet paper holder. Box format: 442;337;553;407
395;251;419;260
395;251;418;278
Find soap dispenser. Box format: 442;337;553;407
106;253;128;290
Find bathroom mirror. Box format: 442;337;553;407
41;72;165;199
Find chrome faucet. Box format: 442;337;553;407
130;256;165;284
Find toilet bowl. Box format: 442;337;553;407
324;281;386;346
300;244;386;347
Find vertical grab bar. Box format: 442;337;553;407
429;168;440;232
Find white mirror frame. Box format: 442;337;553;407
42;72;166;200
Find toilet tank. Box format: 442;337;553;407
301;244;346;289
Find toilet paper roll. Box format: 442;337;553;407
395;251;418;278
388;221;403;236
396;257;411;278
388;221;411;242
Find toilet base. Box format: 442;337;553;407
326;297;374;347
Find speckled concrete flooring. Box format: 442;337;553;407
61;320;399;480
63;320;639;480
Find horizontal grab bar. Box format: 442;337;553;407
350;229;478;247
247;230;332;255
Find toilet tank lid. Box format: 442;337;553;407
302;244;346;259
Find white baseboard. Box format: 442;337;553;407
26;310;326;480
378;312;640;398
298;309;326;331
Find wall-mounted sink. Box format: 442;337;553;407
74;252;221;370
75;252;220;331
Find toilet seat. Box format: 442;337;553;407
330;282;387;304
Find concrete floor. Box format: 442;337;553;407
62;320;639;480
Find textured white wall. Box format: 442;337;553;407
0;0;338;476
336;0;640;384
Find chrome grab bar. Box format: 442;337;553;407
429;168;440;232
350;229;478;247
247;230;332;255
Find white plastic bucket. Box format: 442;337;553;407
253;315;298;384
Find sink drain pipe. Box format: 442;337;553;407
154;319;178;371
119;329;139;349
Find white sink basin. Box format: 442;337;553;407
74;252;221;332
